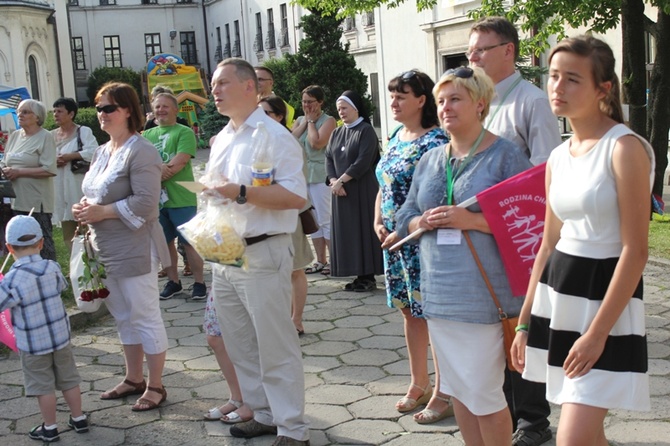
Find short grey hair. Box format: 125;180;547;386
18;99;47;126
218;58;259;92
152;92;179;109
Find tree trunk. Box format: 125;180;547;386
647;10;670;196
621;0;647;138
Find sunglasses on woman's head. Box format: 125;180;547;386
96;104;120;114
443;67;474;79
401;70;426;93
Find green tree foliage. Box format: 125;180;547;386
198;96;228;145
470;0;670;196
263;9;372;120
296;0;670;196
86;67;142;105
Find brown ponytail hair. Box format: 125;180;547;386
549;36;624;124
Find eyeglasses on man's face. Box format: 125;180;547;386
465;42;510;58
301;99;317;105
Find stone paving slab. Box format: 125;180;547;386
1;193;669;446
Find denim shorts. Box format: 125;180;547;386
160;206;197;244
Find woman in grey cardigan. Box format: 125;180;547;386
73;82;171;412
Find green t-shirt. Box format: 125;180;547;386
143;124;197;208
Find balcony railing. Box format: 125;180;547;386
253;32;263;53
232;40;241;57
362;11;375;27
214;46;222;62
266;25;276;50
277;27;289;48
223;43;231;58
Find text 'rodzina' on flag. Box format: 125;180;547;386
476;163;547;296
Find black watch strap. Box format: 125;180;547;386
236;184;247;204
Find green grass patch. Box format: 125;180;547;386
649;219;670;261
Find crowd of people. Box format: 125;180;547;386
0;15;654;446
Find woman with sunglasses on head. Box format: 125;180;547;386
374;70;451;422
396;66;532;445
72;82;171;412
326;90;383;292
512;36;652;446
1;99;58;260
292;85;337;276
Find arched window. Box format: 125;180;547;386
28;56;40;101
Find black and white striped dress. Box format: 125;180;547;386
523;124;653;411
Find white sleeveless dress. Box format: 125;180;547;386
523;124;653;411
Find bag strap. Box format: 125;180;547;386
462;230;509;320
76;126;83;152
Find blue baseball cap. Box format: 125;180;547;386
5;215;43;246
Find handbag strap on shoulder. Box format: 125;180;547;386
463;230;508;320
76;126;83;152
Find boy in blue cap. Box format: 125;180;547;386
0;215;88;442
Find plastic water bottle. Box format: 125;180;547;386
250;122;273;187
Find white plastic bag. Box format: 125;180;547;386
70;235;102;313
178;196;246;267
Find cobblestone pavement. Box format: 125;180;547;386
1;149;668;445
1;259;669;445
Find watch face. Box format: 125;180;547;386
236;185;247;204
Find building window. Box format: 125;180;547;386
215;27;222;62
145;33;161;60
28;56;40;101
279;3;289;47
254;12;263;53
104;35;122;67
233;20;241;57
72;37;86;70
67;0;79;6
176;0;193;3
142;0;158;4
344;15;356;32
266;8;276;50
363;11;375;27
99;0;117;5
224;24;231;58
180;31;197;65
369;73;381;127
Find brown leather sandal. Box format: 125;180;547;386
100;378;147;400
131;386;167;412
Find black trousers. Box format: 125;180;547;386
504;367;551;432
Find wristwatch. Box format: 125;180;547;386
235;184;247;204
307;119;315;124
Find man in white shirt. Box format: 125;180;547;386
468;16;562;446
207;58;309;446
469;17;562;166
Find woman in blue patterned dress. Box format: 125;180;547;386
374;70;450;423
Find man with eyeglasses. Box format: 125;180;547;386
467;16;560;446
468;16;561;166
254;66;295;128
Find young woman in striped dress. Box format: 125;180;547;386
511;35;653;446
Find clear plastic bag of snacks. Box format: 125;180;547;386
178;195;246;267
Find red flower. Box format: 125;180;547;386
80;290;94;302
97;288;110;299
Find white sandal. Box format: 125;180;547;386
203;399;241;421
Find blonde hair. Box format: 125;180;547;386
433;67;495;121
